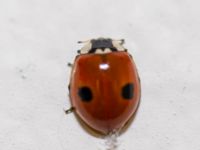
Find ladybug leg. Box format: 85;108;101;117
64;107;75;114
68;84;70;91
129;54;133;58
77;49;81;54
67;62;73;67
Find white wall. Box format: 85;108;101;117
0;0;200;150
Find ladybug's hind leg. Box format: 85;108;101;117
64;107;75;114
65;84;74;114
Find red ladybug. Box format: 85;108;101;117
67;38;141;135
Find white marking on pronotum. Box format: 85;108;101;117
95;48;104;54
104;48;112;53
79;41;92;54
95;48;112;54
112;40;125;51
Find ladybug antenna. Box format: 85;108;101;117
112;39;125;45
77;40;90;44
120;39;125;44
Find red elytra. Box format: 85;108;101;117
68;38;141;135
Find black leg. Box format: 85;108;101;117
67;62;73;67
65;107;75;114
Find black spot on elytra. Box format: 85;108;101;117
78;87;93;102
122;83;134;99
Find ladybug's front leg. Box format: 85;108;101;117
67;62;73;67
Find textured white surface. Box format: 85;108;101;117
1;0;200;150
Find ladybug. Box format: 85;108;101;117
67;38;141;135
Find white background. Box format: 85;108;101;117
0;0;200;150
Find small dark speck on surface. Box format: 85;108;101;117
9;18;16;23
21;75;27;80
182;86;186;93
17;68;27;80
173;113;177;116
